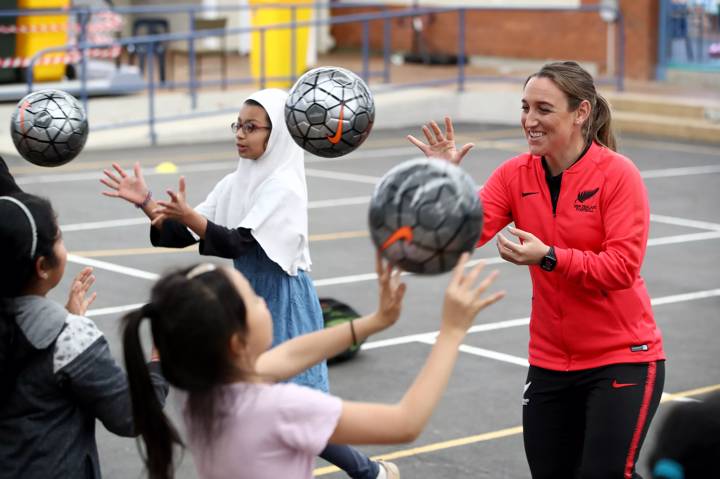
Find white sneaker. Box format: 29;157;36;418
377;460;400;479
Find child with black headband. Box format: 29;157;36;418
0;192;169;479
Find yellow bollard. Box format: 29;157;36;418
249;0;311;88
16;0;69;82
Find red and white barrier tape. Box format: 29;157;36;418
0;45;122;68
0;12;123;34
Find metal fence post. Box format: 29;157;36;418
260;27;266;89
383;14;391;83
189;10;198;110
362;20;369;83
457;8;466;92
147;44;157;145
78;8;90;114
291;5;297;85
616;11;625;91
656;0;668;80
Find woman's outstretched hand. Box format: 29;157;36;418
407;116;475;166
100;162;149;206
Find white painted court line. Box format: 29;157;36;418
304;168;380;184
62;217;149;232
640;164;720;179
646;231;720;246
359;287;720;364
14;147;417;185
649;214;720;231
67;254;159;281
58;196;373;233
86;303;145;317
650;288;720;306
60;211;720;236
313;256;506;288
72;223;720;302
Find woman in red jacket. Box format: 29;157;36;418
408;61;665;478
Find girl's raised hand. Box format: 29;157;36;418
65;267;97;316
375;252;406;328
441;253;504;337
151;176;192;226
100;162;149;206
406;116;475;166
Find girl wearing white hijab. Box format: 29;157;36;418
101;89;399;479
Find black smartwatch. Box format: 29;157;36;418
540;246;557;272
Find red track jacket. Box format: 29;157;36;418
479;142;665;371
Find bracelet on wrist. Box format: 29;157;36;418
135;190;152;209
349;319;358;347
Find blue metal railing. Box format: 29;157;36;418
657;0;720;79
0;2;625;145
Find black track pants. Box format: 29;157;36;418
522;361;665;479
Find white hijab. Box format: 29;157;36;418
195;89;311;276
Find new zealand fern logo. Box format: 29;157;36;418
576;188;599;203
574;187;599;213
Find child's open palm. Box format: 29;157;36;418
441;253;505;335
152;176;192;226
65;267;97;316
100;162;149;206
375;252;406;328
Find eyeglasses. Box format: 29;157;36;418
231;122;271;135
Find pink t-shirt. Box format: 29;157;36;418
185;382;342;479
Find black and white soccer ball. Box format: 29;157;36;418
10;89;89;167
285;66;374;158
368;158;483;275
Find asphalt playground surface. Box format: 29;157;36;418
7;124;720;478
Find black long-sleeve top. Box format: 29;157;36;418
0;157;22;195
150;219;256;259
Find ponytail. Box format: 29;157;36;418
121;265;251;475
122;306;182;479
589;94;616;151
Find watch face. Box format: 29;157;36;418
541;256;556;271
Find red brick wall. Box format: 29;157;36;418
330;0;659;80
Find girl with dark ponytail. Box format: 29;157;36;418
0;192;169;479
122;253;504;479
409;60;664;478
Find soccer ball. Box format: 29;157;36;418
368;158;483;275
285;66;374;158
10;89;89;167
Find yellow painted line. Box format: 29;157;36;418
69;245;196;258
8;152;230;175
660;383;720;403
309;230;368;242
314;426;523;476
313;383;720;476
69;231;369;258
